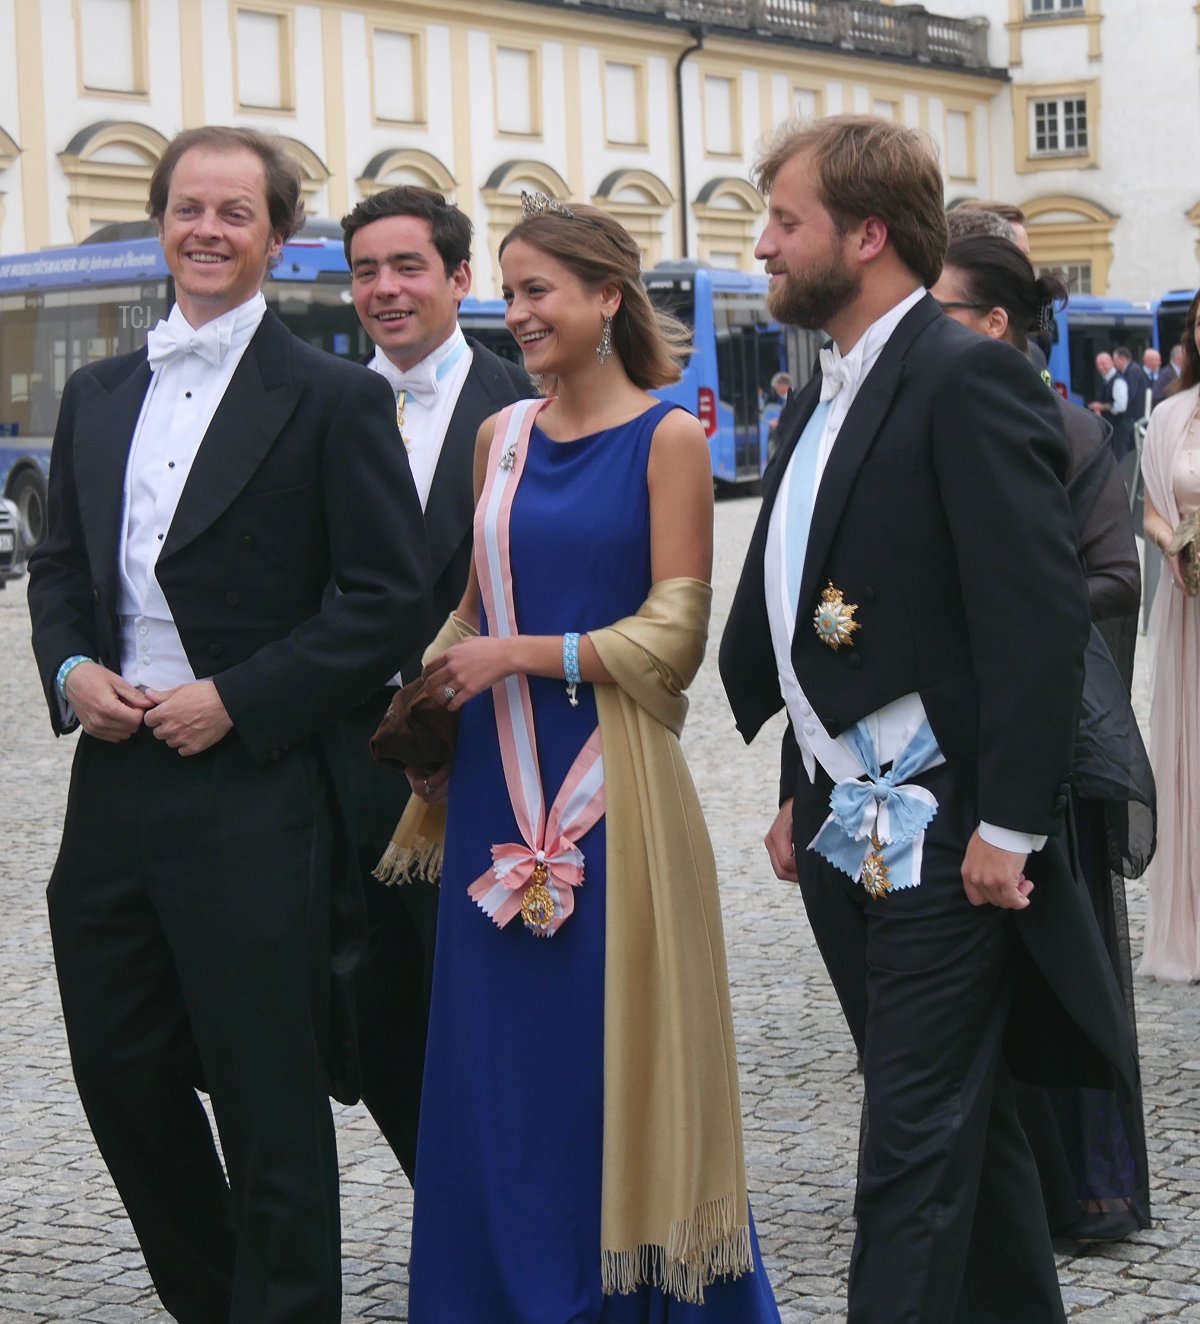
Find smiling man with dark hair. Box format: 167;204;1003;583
337;185;534;1182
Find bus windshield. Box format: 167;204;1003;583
643;277;696;329
0;281;168;439
270;279;371;359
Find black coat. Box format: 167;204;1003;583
28;311;433;1105
719;293;1136;1091
29;309;432;753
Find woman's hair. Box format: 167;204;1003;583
943;235;1067;349
1172;289;1200;396
498;203;689;391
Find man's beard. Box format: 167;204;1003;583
766;253;859;331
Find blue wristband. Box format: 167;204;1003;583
562;633;582;685
56;654;94;701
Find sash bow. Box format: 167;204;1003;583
810;719;944;892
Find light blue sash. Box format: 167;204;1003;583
809;718;944;892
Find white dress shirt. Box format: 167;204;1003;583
116;292;266;691
767;286;1044;854
368;325;473;511
1104;368;1128;416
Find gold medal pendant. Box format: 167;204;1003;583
813;582;860;651
861;834;891;900
520;861;556;935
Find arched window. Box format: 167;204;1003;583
357;148;456;200
592;169;674;269
480;160;572;294
692;177;765;272
1022;194;1117;296
274;137;331;219
57;120;168;242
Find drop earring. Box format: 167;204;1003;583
596;314;614;365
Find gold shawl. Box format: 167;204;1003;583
376;577;751;1302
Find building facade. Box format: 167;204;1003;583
0;0;1006;295
930;0;1200;300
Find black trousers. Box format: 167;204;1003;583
337;689;439;1183
793;762;1066;1324
47;728;341;1324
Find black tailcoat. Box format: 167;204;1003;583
27;309;431;1320
720;294;1136;1090
337;338;536;1181
720;294;1138;1321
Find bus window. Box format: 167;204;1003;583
459;319;522;366
0;282;167;438
1156;291;1193;357
268;280;372;359
643;276;696;329
714;293;777;481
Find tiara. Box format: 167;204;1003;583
520;190;600;227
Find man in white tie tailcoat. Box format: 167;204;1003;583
336;188;535;1182
27;126;430;1322
719;115;1137;1324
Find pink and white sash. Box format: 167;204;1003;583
466;399;607;936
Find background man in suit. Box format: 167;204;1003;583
338;186;535;1181
1115;345;1151;488
1143;347;1162;387
1091;349;1138;485
27;127;430;1322
1153;343;1183;408
719;115;1135;1324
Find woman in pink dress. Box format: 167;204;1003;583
1139;288;1200;981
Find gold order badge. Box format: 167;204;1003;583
813;583;860;651
861;834;891;900
521;860;556;935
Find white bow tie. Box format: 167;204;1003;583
379;357;438;406
818;346;858;404
147;319;232;372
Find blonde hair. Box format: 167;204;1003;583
499;205;690;391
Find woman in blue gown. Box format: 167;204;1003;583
404;199;781;1323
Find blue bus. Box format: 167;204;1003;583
642;261;821;485
1043;295;1155;406
1155;288;1194;359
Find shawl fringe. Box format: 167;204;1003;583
374;798;445;885
600;1195;753;1304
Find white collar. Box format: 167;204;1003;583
818;286;925;404
369;325;469;399
168;291;266;346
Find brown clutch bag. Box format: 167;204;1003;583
369;677;460;776
1167;512;1200;596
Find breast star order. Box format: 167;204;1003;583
812;582;860;651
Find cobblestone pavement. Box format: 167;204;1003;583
2;495;1197;1323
